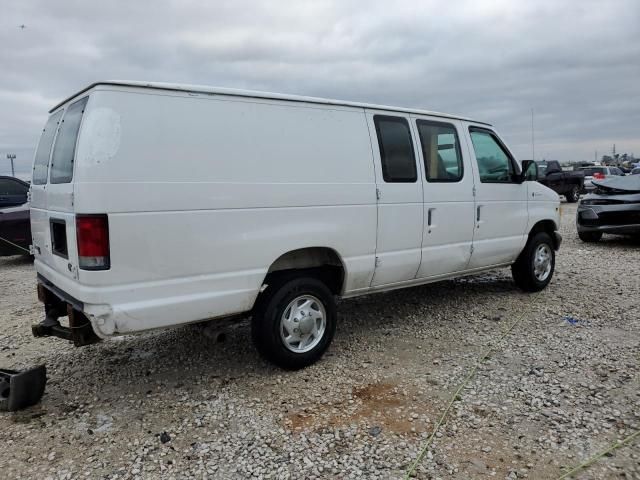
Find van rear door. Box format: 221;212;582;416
30;97;89;281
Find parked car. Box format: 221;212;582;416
0;203;31;256
0;176;29;208
536;160;584;202
631;167;640;175
579;166;626;193
30;81;561;369
577;175;640;242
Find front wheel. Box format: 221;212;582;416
565;186;580;203
511;232;556;292
251;275;337;369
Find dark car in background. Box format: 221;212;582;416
0;176;29;208
536;160;584;202
0;176;31;256
577;175;640;242
0;204;31;256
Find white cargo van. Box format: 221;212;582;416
30;81;561;369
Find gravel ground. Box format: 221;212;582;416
0;202;639;480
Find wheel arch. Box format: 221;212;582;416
260;247;347;297
528;219;561;250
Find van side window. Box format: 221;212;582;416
469;128;516;183
374;116;417;183
416;120;463;182
50;97;88;184
32;110;64;185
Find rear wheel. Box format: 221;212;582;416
511;232;556;292
565;186;580;203
251;275;337;370
578;230;603;242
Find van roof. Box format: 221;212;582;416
50;80;491;126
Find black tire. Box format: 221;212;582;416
251;275;337;370
578;230;603;242
511;232;556;292
565;186;580;203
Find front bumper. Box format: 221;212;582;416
553;231;563;250
576;202;640;234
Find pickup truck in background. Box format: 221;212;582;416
536;161;585;202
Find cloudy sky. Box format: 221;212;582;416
2;0;639;178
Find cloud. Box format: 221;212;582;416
1;0;639;177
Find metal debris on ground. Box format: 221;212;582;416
563;315;590;326
0;365;47;412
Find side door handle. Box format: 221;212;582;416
427;208;435;226
476;205;482;222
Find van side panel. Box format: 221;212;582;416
70;89;377;334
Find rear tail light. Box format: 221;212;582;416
593;172;605;180
76;214;110;270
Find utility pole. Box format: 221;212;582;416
531;108;535;161
6;153;16;177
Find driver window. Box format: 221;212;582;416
469;129;515;183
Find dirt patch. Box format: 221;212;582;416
285;382;437;435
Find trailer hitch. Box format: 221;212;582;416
0;365;47;412
32;304;101;347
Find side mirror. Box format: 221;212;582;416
520;160;538;182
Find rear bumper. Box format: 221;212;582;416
33;258;262;338
35;277;101;346
37;273;83;311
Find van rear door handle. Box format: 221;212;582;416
427;208;435;226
